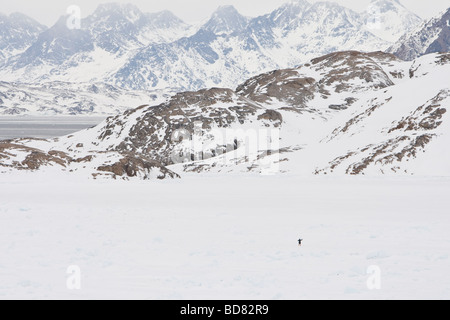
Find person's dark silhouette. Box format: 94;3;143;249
298;239;303;246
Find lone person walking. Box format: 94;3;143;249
298;238;303;247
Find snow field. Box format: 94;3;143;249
1;173;449;299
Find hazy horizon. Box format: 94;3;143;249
1;0;449;27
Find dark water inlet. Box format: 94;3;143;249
0;116;106;140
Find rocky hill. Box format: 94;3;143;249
1;50;448;179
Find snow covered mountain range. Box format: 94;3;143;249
1;50;448;178
0;1;424;98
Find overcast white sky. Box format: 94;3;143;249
2;0;449;26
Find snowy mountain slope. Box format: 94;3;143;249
0;13;46;66
389;7;450;61
362;0;422;43
0;1;422;92
268;0;311;30
1;51;448;179
138;10;196;44
13;16;94;70
0;81;174;115
111;28;277;90
313;53;450;175
244;1;392;69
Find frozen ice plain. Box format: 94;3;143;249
1;172;449;300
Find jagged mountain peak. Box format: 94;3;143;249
269;0;311;27
147;10;181;21
369;0;402;5
389;7;450;60
93;2;142;16
202;5;248;35
289;0;311;4
363;0;422;42
369;0;401;5
4;12;44;26
13;14;93;68
212;5;241;16
310;1;351;10
145;10;186;29
366;0;418;16
0;11;47;64
88;2;145;26
0;11;46;30
300;1;362;30
305;1;359;19
279;0;311;10
369;0;403;15
85;4;163;53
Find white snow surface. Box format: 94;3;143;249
0;173;449;299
